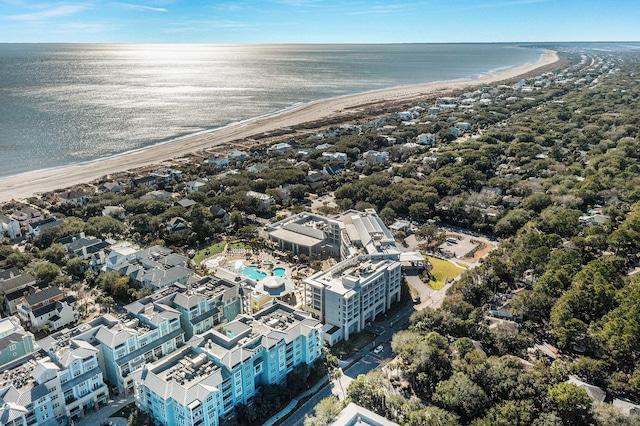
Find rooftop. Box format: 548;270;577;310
0;352;49;396
155;350;220;387
306;255;400;296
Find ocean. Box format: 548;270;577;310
0;43;544;178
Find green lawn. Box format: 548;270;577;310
193;241;226;266
229;241;249;249
426;255;466;290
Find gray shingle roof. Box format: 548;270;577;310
24;287;61;307
0;274;36;294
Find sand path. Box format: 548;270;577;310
0;50;558;203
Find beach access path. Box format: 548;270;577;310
0;50;558;203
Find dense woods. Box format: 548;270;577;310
301;48;640;425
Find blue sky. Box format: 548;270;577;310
0;0;638;43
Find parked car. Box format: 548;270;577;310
374;345;384;354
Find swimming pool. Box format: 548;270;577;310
227;261;287;281
237;265;267;280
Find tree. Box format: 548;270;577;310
5;252;32;269
409;202;432;221
230;210;244;229
127;408;152;426
39;243;67;266
187;203;217;243
96;270;122;293
592;403;640;426
304;397;343;426
536;206;582;239
86;216;127;239
379;207;396;224
550;259;623;350
494;209;532;236
391;331;453;397
347;372;389;416
548;382;592;426
287;362;311;394
406;406;460;426
472;399;535;426
26;260;60;282
289;184;310;202
590;277;640;368
236;225;258;240
66;256;88;278
432;372;489;421
452;337;475;359
416;225;445;247
111;276;133;302
520;193;552;213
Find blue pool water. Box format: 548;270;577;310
238;266;267;280
227;263;287;280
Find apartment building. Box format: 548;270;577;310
132;301;323;426
3;331;110;425
90;302;186;395
271;209;403;344
0;316;36;368
304;254;402;344
136;276;243;340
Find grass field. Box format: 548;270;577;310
193;241;226;266
426;255;466;290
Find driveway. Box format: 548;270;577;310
75;395;134;426
404;270;434;304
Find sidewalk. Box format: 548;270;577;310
75;394;134;426
263;375;330;426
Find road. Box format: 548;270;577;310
279;304;414;426
280;226;495;424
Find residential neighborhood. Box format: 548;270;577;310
2;48;640;426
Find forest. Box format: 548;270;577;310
303;48;640;425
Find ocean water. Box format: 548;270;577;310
0;43;544;178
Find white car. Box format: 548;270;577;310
373;345;384;354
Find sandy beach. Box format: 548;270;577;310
0;50;558;204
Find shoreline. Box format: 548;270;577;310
0;49;559;204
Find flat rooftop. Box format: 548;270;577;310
307;256;400;295
155;350;221;388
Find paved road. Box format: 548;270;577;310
75;395;134;426
279;304;414;426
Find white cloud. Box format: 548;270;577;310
163;19;254;33
346;4;406;15
114;3;168;12
8;4;89;21
458;0;552;10
272;0;321;7
58;22;112;32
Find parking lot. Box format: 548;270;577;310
438;233;477;258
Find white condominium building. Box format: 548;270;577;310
304;254;402;344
